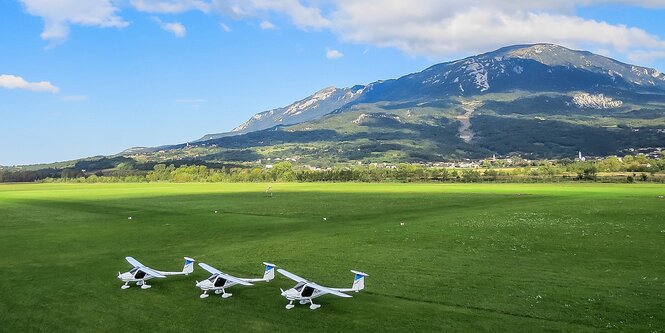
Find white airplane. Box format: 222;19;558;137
277;268;369;310
117;256;195;289
195;262;277;299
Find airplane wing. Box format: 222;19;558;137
218;272;253;286
140;266;166;278
199;263;252;286
309;283;353;298
126;256;144;268
199;262;222;275
277;269;307;283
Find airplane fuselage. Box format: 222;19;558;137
281;282;327;301
196;275;240;291
118;268;156;283
196;274;254;298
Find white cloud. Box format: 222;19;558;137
17;0;665;63
153;17;187;37
163;22;187;37
210;0;329;30
220;22;232;32
248;0;330;30
130;0;210;13
259;20;276;30
326;49;344;59
0;74;59;93
129;0;331;30
166;0;665;62
20;0;127;43
328;1;665;61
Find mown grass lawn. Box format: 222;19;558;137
0;183;663;332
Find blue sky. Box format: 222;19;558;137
1;0;665;165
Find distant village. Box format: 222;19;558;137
256;148;664;171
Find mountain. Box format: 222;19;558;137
357;44;665;102
197;85;365;141
93;44;665;166
198;43;665;142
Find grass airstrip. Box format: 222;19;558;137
0;183;663;332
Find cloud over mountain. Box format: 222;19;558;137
17;0;665;63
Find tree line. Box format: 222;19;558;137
4;153;657;184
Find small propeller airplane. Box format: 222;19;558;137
277;268;368;310
117;256;195;289
195;262;277;299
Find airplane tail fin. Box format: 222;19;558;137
262;262;277;281
350;270;368;291
182;257;196;274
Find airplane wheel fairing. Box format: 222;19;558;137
285;304;295;309
200;294;209;299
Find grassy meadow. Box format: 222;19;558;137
0;183;663;332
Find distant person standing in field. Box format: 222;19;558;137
266;185;272;197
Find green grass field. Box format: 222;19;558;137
0;183;663;332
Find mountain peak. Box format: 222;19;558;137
316;86;338;94
488;43;600;67
197;85;365;141
396;43;665;97
484;44;662;82
494;43;570;55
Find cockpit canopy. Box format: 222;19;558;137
130;267;146;279
207;274;227;287
294;282;306;291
